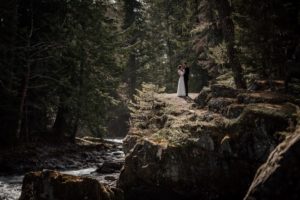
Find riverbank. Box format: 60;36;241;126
0;137;124;200
0;137;123;176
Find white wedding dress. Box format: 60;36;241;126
177;69;186;96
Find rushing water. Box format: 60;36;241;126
0;138;124;200
104;138;123;144
0;175;24;200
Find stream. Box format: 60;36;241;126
0;138;124;200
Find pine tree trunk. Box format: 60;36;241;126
215;0;247;89
8;0;18;90
70;58;85;142
16;64;30;141
16;2;34;141
123;0;140;99
52;103;67;141
127;53;137;98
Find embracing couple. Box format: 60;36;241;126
177;62;190;97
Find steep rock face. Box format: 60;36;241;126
20;170;123;200
117;85;298;200
244;126;300;200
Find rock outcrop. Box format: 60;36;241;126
96;160;124;174
194;86;212;108
244;125;300;200
20;170;123;200
211;84;238;98
237;92;295;104
117;84;298;200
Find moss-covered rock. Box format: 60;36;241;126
208;97;236;115
194;87;212;108
119;85;298;200
237;91;295;104
226;103;298;163
20;170;123;200
225;103;246;118
247;79;285;91
211;84;238;98
118;137;248;200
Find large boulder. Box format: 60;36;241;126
118;88;298;200
244;126;300;200
20;170;123;200
118;137;245;200
227;103;298;163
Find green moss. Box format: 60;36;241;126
243;103;297;119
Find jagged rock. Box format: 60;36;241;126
248;80;285;91
225;104;245;118
244;127;300;200
194;87;212;108
96;160;124;174
149;114;168;129
228;103;298;162
118;88;298;200
123;135;140;154
211;84;238;98
208;97;236;115
19;170;123;200
194;133;215;151
237;91;295;104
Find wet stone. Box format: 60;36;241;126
96;161;124;174
105;176;117;181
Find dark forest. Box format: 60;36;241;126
0;0;300;200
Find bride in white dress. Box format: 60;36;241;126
177;65;186;97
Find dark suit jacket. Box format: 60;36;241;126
184;67;190;80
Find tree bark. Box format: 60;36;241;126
16;64;31;141
16;1;34;141
70;57;85;142
52;103;67;141
215;0;247;89
127;53;137;98
123;0;140;99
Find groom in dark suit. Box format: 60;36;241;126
183;62;190;96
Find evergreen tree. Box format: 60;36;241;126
0;0;121;145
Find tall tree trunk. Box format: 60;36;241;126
16;1;34;141
215;0;247;89
16;64;31;141
127;53;137;98
8;0;18;90
166;39;174;90
123;0;140;99
70;57;85;142
52;102;67;141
